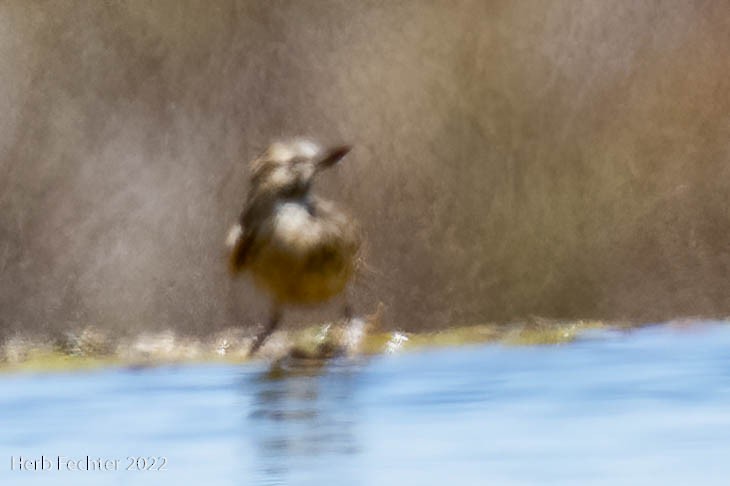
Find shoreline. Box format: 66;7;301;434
0;319;724;374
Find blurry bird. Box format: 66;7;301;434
226;140;361;355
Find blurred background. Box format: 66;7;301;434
1;0;729;340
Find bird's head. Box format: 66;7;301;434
249;140;351;199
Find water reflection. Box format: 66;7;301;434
245;359;362;484
2;325;730;485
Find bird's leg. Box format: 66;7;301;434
248;304;282;356
343;302;353;324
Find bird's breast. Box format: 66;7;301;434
271;202;321;251
249;200;360;305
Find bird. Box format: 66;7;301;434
226;140;361;356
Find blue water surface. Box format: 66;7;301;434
1;323;729;485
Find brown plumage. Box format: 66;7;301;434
226;140;361;355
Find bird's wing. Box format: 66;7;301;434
227;199;266;275
225;223;243;249
228;220;258;275
228;228;252;275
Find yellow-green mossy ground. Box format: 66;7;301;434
0;315;629;373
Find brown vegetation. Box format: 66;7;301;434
0;1;728;339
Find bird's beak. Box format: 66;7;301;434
317;145;352;170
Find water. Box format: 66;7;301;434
1;323;729;485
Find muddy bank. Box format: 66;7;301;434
0;317;647;373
